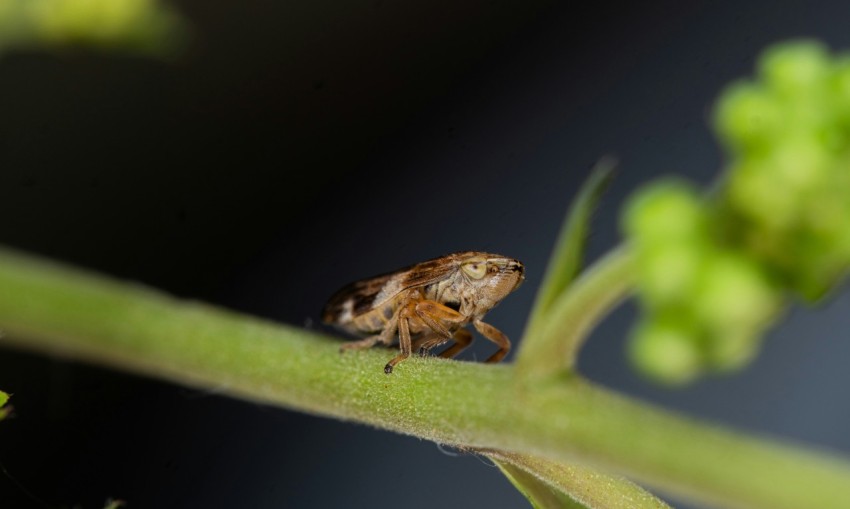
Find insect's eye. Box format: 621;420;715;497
462;262;487;279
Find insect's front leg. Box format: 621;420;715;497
473;319;511;363
410;300;471;360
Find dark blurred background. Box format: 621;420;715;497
2;1;850;507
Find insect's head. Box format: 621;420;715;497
460;253;525;301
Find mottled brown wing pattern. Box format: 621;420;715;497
321;255;461;324
396;256;459;288
321;271;396;322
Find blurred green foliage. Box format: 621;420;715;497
0;390;9;421
0;0;186;57
103;498;126;509
624;40;850;384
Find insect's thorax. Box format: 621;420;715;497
422;276;462;310
423;272;495;320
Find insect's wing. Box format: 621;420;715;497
399;256;458;289
322;271;397;323
322;256;458;324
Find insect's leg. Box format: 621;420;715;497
473;319;511;363
339;335;381;352
414;333;453;357
340;311;399;353
414;299;464;340
415;300;465;323
377;311;400;345
385;307;413;374
413;333;440;356
436;328;473;359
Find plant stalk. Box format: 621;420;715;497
517;246;635;379
0;247;849;509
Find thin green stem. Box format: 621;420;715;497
517;245;635;379
0;247;849;509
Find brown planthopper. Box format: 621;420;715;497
322;252;525;373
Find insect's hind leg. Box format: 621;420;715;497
413;333;442;356
339;334;382;352
436;328;473;359
415;328;473;360
340;313;399;353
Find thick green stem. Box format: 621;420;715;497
0;247;849;509
517;246;635;379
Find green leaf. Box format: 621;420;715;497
524;157;617;339
494;458;589;509
487;451;671;509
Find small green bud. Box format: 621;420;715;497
692;254;779;334
629;317;703;385
704;329;762;371
636;242;705;309
726;158;799;231
767;134;831;192
802;175;850;236
759;40;830;97
623;180;705;244
714;82;783;151
788;232;850;301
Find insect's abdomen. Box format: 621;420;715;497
324;293;395;335
335;303;393;334
349;301;395;334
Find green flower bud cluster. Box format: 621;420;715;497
624;181;781;384
623;40;850;384
715;40;850;301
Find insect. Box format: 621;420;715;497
322;251;525;373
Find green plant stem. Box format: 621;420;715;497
483;450;671;509
1;247;850;509
517;245;635;379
